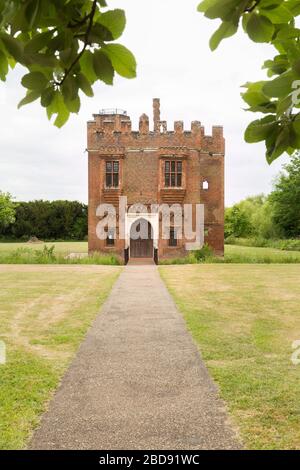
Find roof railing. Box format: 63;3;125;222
98;108;127;115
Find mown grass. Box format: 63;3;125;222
0;265;121;449
160;264;300;449
160;244;300;264
225;237;300;252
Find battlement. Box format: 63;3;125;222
88;99;224;154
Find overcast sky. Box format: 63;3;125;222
0;0;289;206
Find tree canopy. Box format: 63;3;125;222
0;191;16;229
1;0;300;164
270;151;300;237
0;200;88;240
0;0;136;127
198;0;300;163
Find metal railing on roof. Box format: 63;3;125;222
99;108;127;116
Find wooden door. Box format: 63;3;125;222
130;221;153;258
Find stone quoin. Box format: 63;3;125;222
87;99;224;263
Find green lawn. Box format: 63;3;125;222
0;265;121;449
160;244;300;264
225;244;300;263
160;264;300;450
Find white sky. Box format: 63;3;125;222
0;0;289;206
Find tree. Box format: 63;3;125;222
225;194;280;239
0;191;16;229
0;1;136;127
198;0;300;163
225;205;253;238
269;152;300;237
0;200;88;240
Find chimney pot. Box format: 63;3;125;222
153;98;160;133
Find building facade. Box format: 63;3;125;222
87;99;224;263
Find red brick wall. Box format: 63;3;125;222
87;100;224;259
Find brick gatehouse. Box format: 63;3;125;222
87;99;224;263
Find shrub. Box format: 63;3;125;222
193;244;214;261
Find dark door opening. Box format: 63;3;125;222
130;219;153;258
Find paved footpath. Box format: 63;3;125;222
30;266;241;450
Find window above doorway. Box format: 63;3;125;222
105;161;119;188
165;160;182;187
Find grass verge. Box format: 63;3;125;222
160;244;300;264
0;244;121;265
225;237;300;252
160;264;300;449
0;241;88;254
0;265;121;449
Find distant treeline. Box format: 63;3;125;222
0;200;88;241
225;152;300;242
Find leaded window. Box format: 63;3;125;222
165;161;182;187
106;161;119;188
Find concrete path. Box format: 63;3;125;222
30;266;241;450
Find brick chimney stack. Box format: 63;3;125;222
153;98;160;133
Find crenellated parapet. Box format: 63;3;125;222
87;99;224;155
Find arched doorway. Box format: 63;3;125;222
130;218;153;258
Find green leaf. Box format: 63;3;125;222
93;50;114;84
266;125;290;163
46;90;70;127
286;0;300;16
262;72;294;98
200;0;239;20
276;94;293;116
21;71;48;90
246;13;275;43
245;115;277;143
18;90;41;109
261;5;294;24
28;52;58;68
209;21;238;51
80;51;97;84
89;23;113;43
61;75;78;102
98;9;126;40
46;90;60;120
64;95;80;114
54;105;70;128
197;0;219;12
25;0;41;28
276;27;300;41
76;72;94;97
40;87;55;108
59;43;78;68
0;50;8;81
292;59;300;78
289;119;300;148
102;44;136;79
24;31;54;54
241;81;269;107
0;33;24;62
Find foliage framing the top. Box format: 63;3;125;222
0;0;136;127
198;0;300;163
